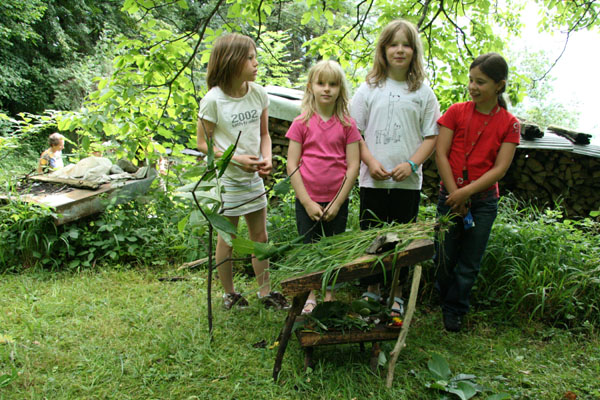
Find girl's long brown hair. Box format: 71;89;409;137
366;19;425;92
470;52;509;109
206;33;256;93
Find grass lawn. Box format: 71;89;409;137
1;267;599;399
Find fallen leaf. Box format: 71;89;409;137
563;391;577;400
0;334;15;344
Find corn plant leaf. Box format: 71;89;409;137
232;237;255;255
216;143;235;178
205;209;236;235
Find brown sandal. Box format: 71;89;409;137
223;292;249;310
260;291;290;310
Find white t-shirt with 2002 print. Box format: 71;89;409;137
198;82;269;183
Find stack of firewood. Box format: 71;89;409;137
503;149;600;217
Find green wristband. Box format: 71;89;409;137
407;160;418;174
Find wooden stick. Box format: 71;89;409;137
273;291;309;382
386;264;422;388
177;257;208;271
207;225;214;341
387;259;402;309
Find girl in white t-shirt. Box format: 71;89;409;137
350;19;441;316
197;33;288;310
286;60;361;314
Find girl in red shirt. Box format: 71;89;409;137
435;53;520;332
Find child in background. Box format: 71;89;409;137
197;32;288;310
435;53;520;332
350;19;440;315
37;132;65;173
286;60;361;314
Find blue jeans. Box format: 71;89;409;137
434;190;498;317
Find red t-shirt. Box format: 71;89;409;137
438;101;520;195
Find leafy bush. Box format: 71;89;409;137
0;190;205;272
476;196;600;327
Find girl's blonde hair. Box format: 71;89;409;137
366;19;425;92
300;60;352;127
206;33;256;92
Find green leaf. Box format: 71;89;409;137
301;11;312;24
447;381;478;400
428;353;452;381
231;237;255;255
177;214;189;233
377;350;387;367
216;144;236;178
452;373;477;382
205;210;236;235
273;178;291;197
324;10;334;26
188;210;206;228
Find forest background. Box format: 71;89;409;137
1;1;600;399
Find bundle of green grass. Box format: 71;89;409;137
268;220;438;288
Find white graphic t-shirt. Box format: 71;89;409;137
198;82;269;183
351;78;440;190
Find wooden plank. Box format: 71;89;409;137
28;175;101;190
280;239;434;296
295;324;400;347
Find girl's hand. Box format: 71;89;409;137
323;202;340;222
257;157;272;178
453;203;468;217
391;162;412;182
304;200;324;221
233;154;261;173
445;187;470;212
367;159;391;180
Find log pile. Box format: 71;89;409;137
269;117;292;175
502;149;600;217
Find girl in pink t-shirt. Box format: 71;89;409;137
285;60;361;314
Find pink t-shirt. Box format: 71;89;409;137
286;113;361;202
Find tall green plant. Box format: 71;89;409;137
477;197;600;327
